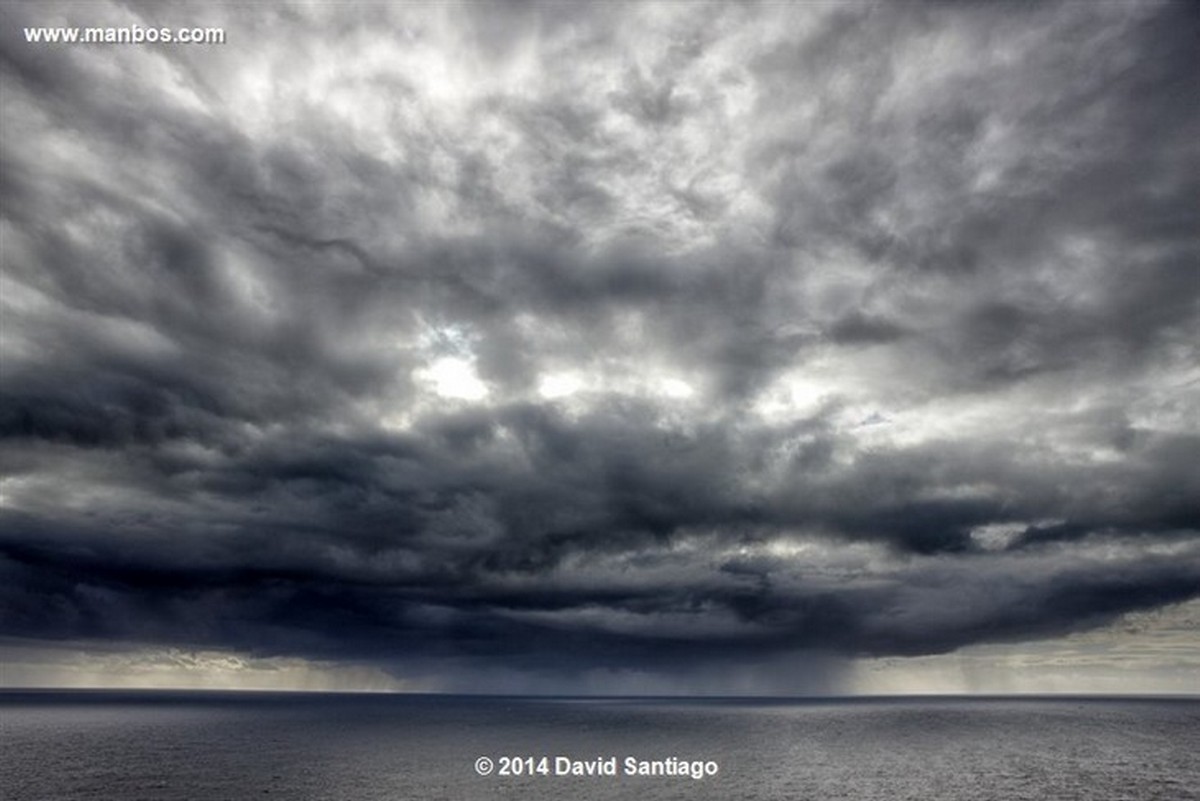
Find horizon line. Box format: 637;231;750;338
3;687;1197;701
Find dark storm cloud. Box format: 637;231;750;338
1;1;1197;686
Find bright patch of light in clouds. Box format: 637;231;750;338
0;643;416;693
415;356;489;401
538;372;583;400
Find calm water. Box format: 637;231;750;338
2;692;1197;800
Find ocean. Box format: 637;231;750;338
2;692;1197;800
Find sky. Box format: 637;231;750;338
0;0;1197;696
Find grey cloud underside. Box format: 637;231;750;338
1;1;1198;677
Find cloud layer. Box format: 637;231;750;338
1;1;1197;690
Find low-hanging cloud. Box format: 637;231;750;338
1;0;1197;690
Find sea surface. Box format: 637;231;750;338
2;692;1197;800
